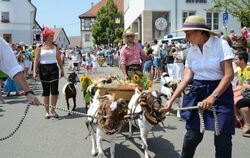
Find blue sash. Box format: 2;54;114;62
181;79;235;134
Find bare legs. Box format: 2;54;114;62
44;96;50;118
239;107;250;134
43;95;58;118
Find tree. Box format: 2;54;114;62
91;0;124;45
213;0;250;27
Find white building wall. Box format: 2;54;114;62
176;0;241;36
0;0;35;44
81;31;93;48
124;0;145;30
124;0;241;39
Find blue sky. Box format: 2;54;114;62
32;0;99;36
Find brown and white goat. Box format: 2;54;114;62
86;90;127;158
128;89;166;158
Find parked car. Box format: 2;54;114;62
161;36;188;48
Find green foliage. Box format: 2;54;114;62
91;0;124;45
213;0;250;27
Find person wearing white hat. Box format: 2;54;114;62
160;15;234;158
120;29;150;79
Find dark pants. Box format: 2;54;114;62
181;130;232;158
39;63;59;96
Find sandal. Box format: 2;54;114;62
241;125;250;136
51;111;59;118
44;113;50;119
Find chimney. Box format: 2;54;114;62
91;2;94;8
54;25;56;29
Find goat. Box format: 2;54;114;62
160;72;183;118
62;72;79;114
128;89;166;158
86;89;127;158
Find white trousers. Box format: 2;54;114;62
172;62;184;80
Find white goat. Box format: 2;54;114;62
160;72;183;118
128;89;165;158
86;89;126;158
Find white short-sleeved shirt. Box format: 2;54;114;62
185;36;234;80
0;37;23;79
152;44;161;58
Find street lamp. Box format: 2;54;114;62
112;14;122;46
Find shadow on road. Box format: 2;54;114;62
4;98;28;104
148;135;181;158
0;107;4;117
104;143;141;158
116;132;180;158
57;107;86;120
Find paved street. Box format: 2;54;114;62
0;64;250;158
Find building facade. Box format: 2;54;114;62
52;28;70;49
0;0;40;44
79;0;124;48
124;0;242;43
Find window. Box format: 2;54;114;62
3;34;11;43
183;11;196;24
206;12;219;30
1;12;9;23
81;19;84;30
213;13;219;30
34;34;41;41
84;19;91;30
85;34;90;42
186;0;207;3
81;19;92;30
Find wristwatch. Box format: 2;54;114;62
211;91;218;99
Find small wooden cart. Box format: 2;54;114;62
95;84;137;101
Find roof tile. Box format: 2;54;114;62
79;0;124;18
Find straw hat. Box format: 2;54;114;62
123;29;135;36
176;15;217;35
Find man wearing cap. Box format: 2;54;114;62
0;36;40;105
160;15;234;158
120;29;150;79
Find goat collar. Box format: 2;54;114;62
138;92;165;125
142;107;165;125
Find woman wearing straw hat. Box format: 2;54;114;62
160;15;235;158
120;29;150;80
